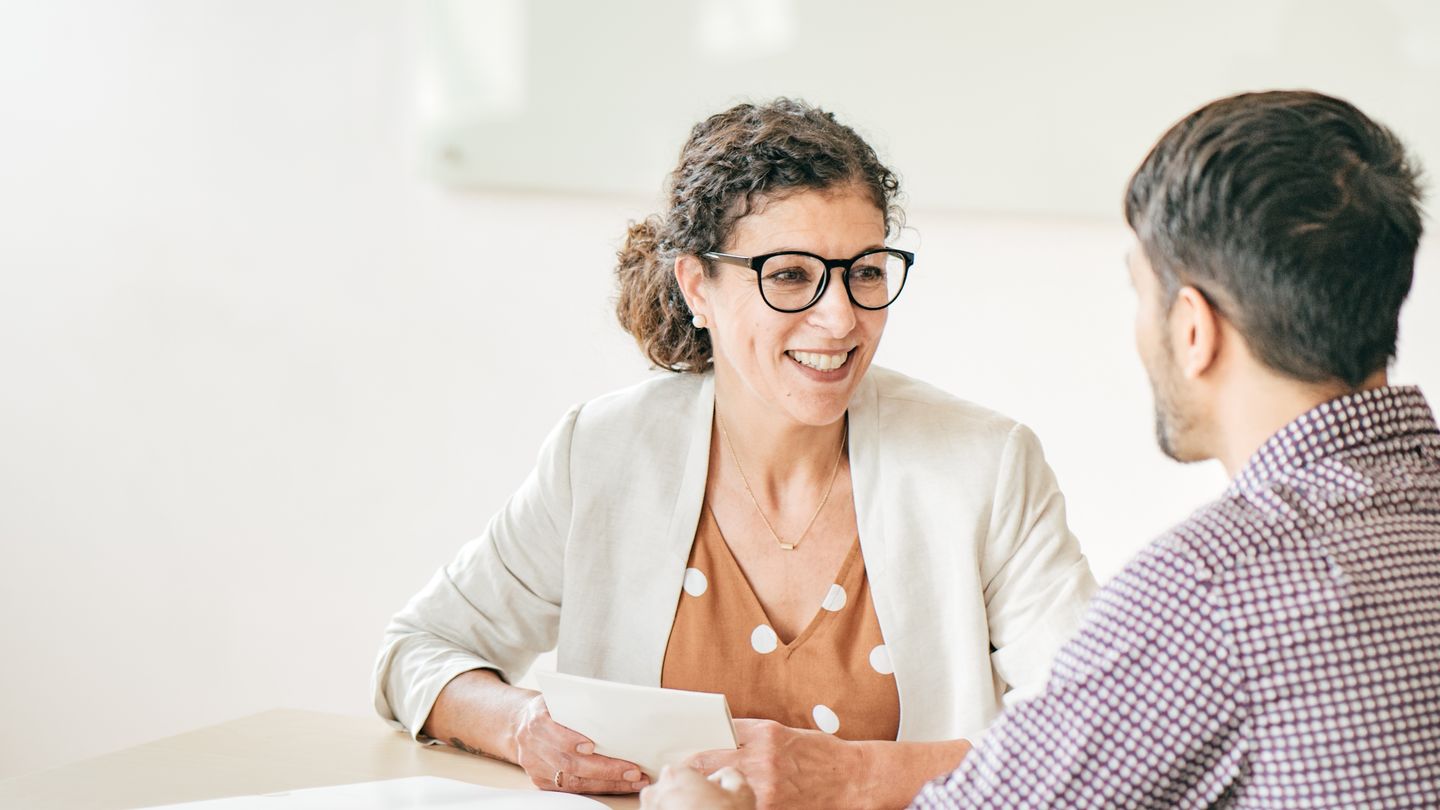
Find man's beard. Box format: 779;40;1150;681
1153;394;1182;461
1149;364;1198;463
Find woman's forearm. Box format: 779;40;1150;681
421;668;536;763
855;737;972;809
424;672;971;806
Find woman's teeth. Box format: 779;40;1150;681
787;350;849;371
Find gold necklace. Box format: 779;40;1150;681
715;412;848;551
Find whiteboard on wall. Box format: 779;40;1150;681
413;0;1440;220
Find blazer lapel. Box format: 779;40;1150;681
631;373;714;685
850;371;926;737
850;370;885;579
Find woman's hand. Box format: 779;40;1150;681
640;766;756;810
684;719;866;809
509;694;650;794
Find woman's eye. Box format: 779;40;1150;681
766;267;812;285
852;265;886;282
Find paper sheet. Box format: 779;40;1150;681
536;671;737;778
140;776;607;808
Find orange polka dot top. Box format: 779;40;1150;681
660;504;901;741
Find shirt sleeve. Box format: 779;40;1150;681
370;405;578;741
913;543;1250;808
981;423;1099;702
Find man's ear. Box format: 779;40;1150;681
1169;285;1220;379
675;254;710;321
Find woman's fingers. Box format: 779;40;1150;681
525;746;648;794
550;748;649;791
541;718;645;777
514;697;650;794
528;714;648;793
550;770;651;794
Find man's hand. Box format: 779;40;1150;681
641;766;756;810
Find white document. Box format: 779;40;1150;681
536;671;737;778
139;776;607;809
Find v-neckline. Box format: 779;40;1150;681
703;505;861;654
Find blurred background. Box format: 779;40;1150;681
2;0;1437;780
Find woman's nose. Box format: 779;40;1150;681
807;270;858;336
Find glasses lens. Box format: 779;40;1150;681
847;251;908;308
757;253;828;311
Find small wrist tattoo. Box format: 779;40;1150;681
449;736;500;760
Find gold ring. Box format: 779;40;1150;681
553;769;564;789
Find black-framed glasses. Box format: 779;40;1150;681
701;248;914;313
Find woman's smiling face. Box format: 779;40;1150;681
685;185;890;427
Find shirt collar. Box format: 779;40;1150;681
1226;385;1438;498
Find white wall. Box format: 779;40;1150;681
419;0;1440;219
2;1;1437;780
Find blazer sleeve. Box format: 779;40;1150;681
981;422;1097;704
371;405;579;740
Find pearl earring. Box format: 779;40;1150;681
692;314;708;329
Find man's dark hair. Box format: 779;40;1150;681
1125;90;1424;387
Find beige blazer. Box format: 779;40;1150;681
373;367;1097;743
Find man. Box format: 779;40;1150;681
642;90;1439;808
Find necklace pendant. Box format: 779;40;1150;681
778;541;796;551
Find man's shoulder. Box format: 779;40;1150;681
1125;492;1274;583
1089;496;1261;628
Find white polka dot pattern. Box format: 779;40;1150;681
911;386;1440;808
682;567;708;597
813;703;840;734
750;623;778;655
869;644;894;675
821;583;847;612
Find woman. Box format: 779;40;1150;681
372;99;1096;809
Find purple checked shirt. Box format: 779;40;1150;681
913;386;1440;808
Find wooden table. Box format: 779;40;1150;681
0;709;640;809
